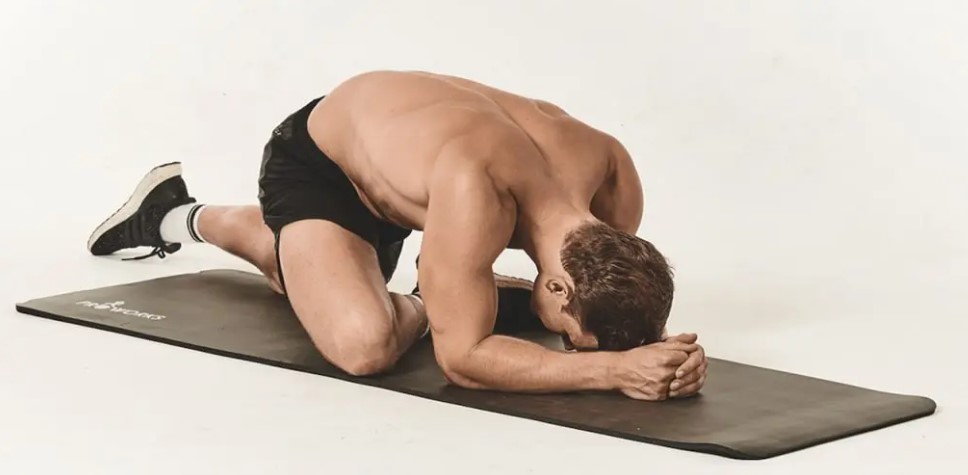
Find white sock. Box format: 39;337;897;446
160;204;207;244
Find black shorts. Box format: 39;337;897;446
258;97;412;288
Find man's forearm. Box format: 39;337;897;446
443;334;623;393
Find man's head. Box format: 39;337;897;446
531;222;674;351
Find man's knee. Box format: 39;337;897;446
323;314;397;377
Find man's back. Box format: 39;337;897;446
307;71;636;237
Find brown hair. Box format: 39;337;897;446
560;222;674;351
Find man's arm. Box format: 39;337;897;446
418;161;622;392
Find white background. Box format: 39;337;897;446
1;0;965;473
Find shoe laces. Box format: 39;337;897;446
118;203;178;261
123;242;180;261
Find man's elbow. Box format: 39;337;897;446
436;353;485;390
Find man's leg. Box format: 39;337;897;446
86;163;423;375
278;219;427;376
190;205;285;293
85;162;281;293
163;205;426;375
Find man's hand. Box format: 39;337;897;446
664;333;708;398
617;340;697;401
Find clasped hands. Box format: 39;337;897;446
618;332;708;401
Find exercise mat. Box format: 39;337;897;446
15;270;935;459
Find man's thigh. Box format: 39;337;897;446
276;219;395;357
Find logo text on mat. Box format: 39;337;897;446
74;300;167;320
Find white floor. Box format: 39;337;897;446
1;1;965;473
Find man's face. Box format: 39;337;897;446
560;326;598;351
559;333;592;351
530;286;598;351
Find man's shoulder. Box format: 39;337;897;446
426;144;499;189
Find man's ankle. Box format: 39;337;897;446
405;293;430;338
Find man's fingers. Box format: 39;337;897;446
671;367;701;389
621;388;650;401
664;332;698;344
621;387;666;401
676;351;703;379
674;346;706;378
652;341;699;354
671;360;707;390
670;380;703;398
662;349;691;367
671;372;707;398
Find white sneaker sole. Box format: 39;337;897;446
87;162;183;252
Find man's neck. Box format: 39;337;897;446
519;205;596;273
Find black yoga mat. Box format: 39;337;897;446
15;270;935;459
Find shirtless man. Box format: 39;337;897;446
87;71;707;401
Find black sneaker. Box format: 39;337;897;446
87;162;197;260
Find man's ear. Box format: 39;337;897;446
545;278;571;299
